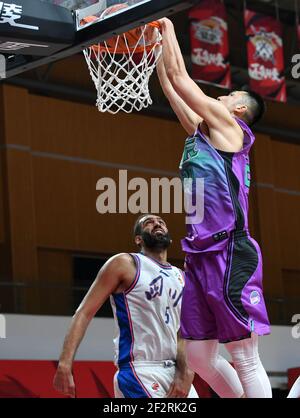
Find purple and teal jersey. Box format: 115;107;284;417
179;117;254;253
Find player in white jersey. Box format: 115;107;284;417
53;214;197;398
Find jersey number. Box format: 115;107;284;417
245;164;250;188
181;137;198;164
165;306;170;324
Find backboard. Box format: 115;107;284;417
0;0;199;79
41;0;102;10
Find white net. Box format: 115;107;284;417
83;24;162;114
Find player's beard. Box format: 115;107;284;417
141;231;172;250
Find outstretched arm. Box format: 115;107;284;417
53;253;135;397
159;18;237;133
156;54;202;135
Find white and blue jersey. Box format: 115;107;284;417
110;252;186;398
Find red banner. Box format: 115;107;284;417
189;0;231;88
244;9;286;102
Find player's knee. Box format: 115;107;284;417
226;335;260;377
232;355;261;379
186;341;219;374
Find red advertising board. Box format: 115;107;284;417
0;360;116;398
0;360;212;398
288;367;300;390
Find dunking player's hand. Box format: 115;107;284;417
53;363;76;398
166;368;195;398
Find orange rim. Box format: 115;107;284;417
81;17;161;55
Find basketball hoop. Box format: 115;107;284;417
82;4;162;114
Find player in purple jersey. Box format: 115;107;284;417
156;18;272;398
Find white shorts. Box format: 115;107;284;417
114;361;199;398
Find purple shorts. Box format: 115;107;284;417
180;231;271;343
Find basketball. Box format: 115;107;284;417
100;2;129;18
82;4;160;54
100;3;144;52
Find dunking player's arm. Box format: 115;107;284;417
158;18;244;153
156;56;202;135
53;253;134;398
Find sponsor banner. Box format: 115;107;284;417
244;9;286;102
189;0;231;88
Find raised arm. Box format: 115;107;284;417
156;54;202;135
159;19;240;141
53;253;135;397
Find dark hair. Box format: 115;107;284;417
241;89;266;126
133;214;152;237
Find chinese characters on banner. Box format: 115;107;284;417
189;0;231;88
0;2;39;30
244;9;286;102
